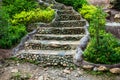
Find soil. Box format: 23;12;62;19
0;60;120;80
0;49;12;60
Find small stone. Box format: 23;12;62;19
38;76;43;80
78;71;83;75
16;63;20;66
47;63;51;65
97;66;107;71
63;69;71;74
75;74;79;77
63;63;67;67
114;13;120;18
70;68;73;71
82;65;93;70
93;67;98;71
11;69;18;73
77;68;80;71
110;68;120;74
54;63;58;66
44;68;48;71
52;44;58;47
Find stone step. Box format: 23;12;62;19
25;40;79;50
52;4;73;10
42;0;56;4
18;50;75;56
52;4;64;10
52;20;86;27
33;34;84;41
57;10;76;15
16;50;75;66
37;27;85;34
55;14;81;21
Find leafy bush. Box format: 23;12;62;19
0;0;55;49
0;25;27;48
80;5;107;23
80;5;106;36
2;0;38;17
111;0;120;10
11;7;55;25
73;0;88;10
79;5;97;21
55;0;88;10
80;5;120;64
84;34;120;64
0;7;10;38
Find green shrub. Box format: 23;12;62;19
81;6;120;64
80;5;106;40
79;5;97;21
0;0;54;49
84;34;120;64
111;0;120;10
55;0;88;10
73;0;88;10
89;7;106;41
2;0;38;17
0;7;10;38
11;7;55;25
0;25;27;48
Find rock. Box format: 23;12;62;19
82;65;93;70
11;69;18;73
51;44;58;47
38;76;43;80
75;74;79;77
63;63;67;67
54;63;58;66
44;68;48;71
78;71;83;75
88;0;110;9
97;66;107;71
93;67;98;71
110;68;120;74
75;71;83;77
63;69;71;74
114;13;120;18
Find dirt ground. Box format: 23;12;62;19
0;60;120;80
0;49;12;60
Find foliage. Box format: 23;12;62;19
0;7;10;38
79;5;107;23
0;0;54;49
80;5;106;44
80;5;120;64
79;5;97;21
0;25;27;48
2;0;38;18
111;0;120;10
11;7;55;25
90;7;106;46
55;0;88;10
84;34;120;64
0;0;39;48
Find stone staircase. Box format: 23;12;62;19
14;1;87;67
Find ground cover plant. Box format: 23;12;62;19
79;5;120;64
11;7;54;26
55;0;88;10
0;0;55;49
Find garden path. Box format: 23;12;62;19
14;0;86;67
